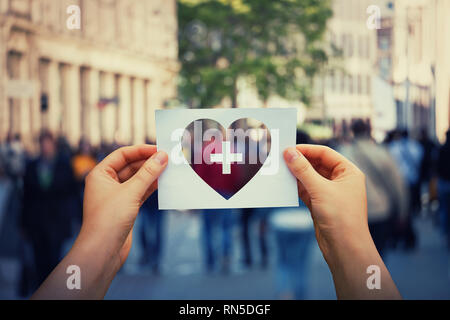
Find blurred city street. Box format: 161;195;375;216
1;0;450;301
107;212;450;299
109;212;450;300
1;208;450;300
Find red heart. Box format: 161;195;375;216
181;118;271;200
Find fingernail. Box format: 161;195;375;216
285;148;300;163
151;151;168;165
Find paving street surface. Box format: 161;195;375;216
106;211;450;300
0;210;449;300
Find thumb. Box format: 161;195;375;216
284;147;324;191
125;151;168;199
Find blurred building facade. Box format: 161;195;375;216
307;0;381;137
390;0;450;142
434;0;450;143
392;0;437;137
236;0;384;136
0;0;178;149
371;1;397;141
309;0;450;141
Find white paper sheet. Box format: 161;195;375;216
156;108;299;210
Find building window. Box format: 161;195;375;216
58;64;67;135
7;51;21;79
358;35;364;58
330;32;336;48
341;34;347;56
357;75;362;95
348;75;353;94
7;51;22;135
329;70;335;91
114;74;120;138
348;34;353;57
366;75;371;95
80;67;89;138
366;35;371;59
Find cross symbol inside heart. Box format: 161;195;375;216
210;141;243;174
181;118;271;200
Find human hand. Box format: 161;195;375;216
31;145;168;299
284;144;368;260
284;145;401;299
79;145;168;270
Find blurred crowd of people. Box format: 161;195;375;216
0;122;450;299
0;131;109;297
338;123;436;256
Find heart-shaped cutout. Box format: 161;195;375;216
181;118;271;200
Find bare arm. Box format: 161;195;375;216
32;145;168;299
284;145;401;299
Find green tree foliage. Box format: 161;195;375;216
178;0;333;108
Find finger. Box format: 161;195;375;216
125;151;168;199
297;181;312;210
141;180;158;204
96;145;157;177
313;163;333;180
117;160;146;183
118;160;160;202
296;144;358;178
284;147;325;191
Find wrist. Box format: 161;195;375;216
31;228;122;300
320;226;401;300
321;226;376;272
71;228;122;288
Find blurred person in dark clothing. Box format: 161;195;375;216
296;130;312;146
240;208;269;269
271;130;315;299
418;128;438;184
71;138;97;228
20;130;78;288
383;130;396;145
437;130;450;249
0;148;13;247
418;128;439;212
0;133;27;295
240;129;274;270
240;209;253;268
387;129;423;249
0;133;26;230
339;120;408;257
201;209;234;273
56;136;73;159
96;142;118;162
137;140;165;274
389;130;424;214
0;133;25;243
139;191;165;274
0;133;26;181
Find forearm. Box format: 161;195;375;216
31;232;121;300
324;231;401;300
